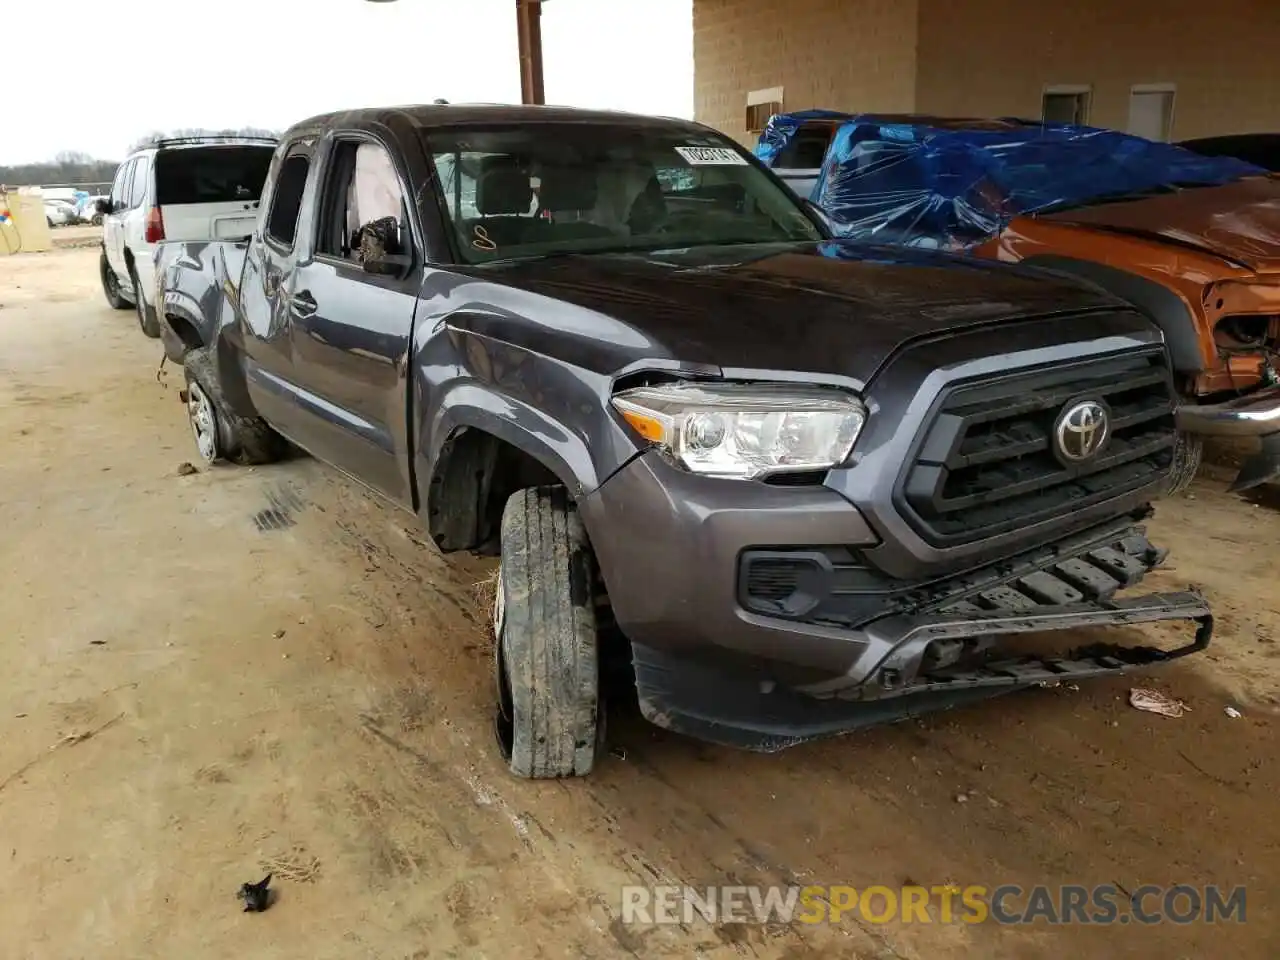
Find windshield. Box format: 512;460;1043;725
427;123;823;264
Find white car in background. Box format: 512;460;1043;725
97;135;278;338
79;194;108;225
44;199;78;227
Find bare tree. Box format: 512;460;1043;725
1;127;280;187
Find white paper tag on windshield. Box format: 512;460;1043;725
674;146;749;166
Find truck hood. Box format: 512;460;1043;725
454;241;1125;386
1039;177;1280;273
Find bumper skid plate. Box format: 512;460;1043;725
632;590;1211;754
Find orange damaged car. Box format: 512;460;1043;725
762;114;1280;492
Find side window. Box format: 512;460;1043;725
109;160;132;208
128;155;150;209
265;153;311;248
316;140;406;262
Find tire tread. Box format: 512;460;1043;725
500;486;599;779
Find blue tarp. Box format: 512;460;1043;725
754;109;853;167
793;116;1267;250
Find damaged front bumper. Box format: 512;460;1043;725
1177;385;1280;491
633;592;1210;753
629;522;1212;753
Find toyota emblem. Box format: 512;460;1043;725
1055;400;1110;463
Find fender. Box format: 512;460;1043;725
157;289;204;363
1021;254;1205;373
421;382;598;500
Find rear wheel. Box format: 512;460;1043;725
1167;430;1203;495
493;486;602;779
100;252;130;310
183;346;284;466
131;270;161;338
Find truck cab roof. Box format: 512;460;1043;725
284;103;707;139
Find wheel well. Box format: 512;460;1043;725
427;428;562;553
165;313;204;352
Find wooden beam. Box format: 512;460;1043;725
516;0;545;106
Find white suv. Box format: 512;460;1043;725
97;136;278;337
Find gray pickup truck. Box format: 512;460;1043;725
156;104;1211;779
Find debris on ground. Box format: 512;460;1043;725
261;847;321;883
176;462;198;477
273;629;286;640
237;874;273;913
1225;706;1243;719
1128;687;1189;718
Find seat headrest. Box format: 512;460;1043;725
475;157;532;215
537;165;598;212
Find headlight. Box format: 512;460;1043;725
611;382;866;480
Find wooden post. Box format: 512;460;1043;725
516;0;545;105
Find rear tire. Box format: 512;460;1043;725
183;346;284;466
494;486;602;779
100;252;130;310
1167;430;1203;495
131;271;162;338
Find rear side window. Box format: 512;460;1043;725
155;146;276;205
128;155;151;208
775;124;836;169
266;154;311;247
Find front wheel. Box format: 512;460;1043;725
183;346;285;466
493;486;602;779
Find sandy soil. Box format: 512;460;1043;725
1;245;1277;960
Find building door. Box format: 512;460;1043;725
1128;88;1176;142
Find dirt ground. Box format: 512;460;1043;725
1;244;1278;960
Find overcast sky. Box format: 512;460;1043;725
5;0;693;164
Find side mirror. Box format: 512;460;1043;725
354;217;411;277
363;253;413;277
803;198;832;233
95;198;112;215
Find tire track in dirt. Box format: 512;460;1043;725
298;464;1280;960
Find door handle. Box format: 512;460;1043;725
290;291;318;318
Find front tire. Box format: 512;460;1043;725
183;346;284;466
494;486;602;779
1167;430;1203;495
100;252;130;310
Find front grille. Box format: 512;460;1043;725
899;350;1176;546
737;513;1161;628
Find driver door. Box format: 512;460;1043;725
285;135;422;506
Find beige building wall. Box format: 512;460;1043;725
915;0;1280;140
693;0;1280;143
693;0;920;144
